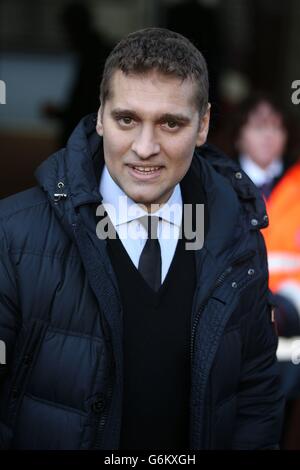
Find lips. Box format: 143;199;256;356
127;164;163;180
132;165;160;173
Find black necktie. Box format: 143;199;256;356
138;216;162;291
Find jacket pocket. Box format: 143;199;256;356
8;319;48;428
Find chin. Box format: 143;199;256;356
131;195;155;205
127;187;153;201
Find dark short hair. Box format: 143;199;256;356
235;93;287;133
100;27;209;116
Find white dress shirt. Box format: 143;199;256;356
99;165;183;283
239;154;283;187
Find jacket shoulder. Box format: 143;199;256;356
0;187;52;252
0;187;47;221
0;185;73;257
197;144;269;231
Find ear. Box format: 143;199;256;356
96;106;103;136
196;103;211;147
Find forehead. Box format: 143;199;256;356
247;102;284;128
105;69;198;115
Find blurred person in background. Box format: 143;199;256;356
43;1;110;146
234;95;300;338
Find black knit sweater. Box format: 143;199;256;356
107;228;196;450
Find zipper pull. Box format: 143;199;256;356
53;181;67;202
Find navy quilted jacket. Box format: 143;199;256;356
0;114;284;449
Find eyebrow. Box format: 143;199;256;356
110;108;191;124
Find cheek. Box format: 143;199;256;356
273;133;286;152
242;130;261;154
165;134;196;162
103;130;130;162
167;148;194;178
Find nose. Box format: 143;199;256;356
131;125;160;159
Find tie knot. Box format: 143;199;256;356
139;215;160;239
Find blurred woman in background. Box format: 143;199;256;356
235;95;300;337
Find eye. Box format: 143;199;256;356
162;120;180;130
167;121;177;128
121;117;133;125
116;116;135;128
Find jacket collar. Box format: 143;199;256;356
35;113;103;209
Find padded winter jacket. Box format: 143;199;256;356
0;114;284;449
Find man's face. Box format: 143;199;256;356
237;102;287;169
97;70;210;211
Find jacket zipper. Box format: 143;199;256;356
190;266;232;362
190;249;255;449
190;249;255;362
93;358;115;449
93;383;113;449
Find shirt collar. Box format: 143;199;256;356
99;165;182;227
239;154;283;187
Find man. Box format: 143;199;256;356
0;28;283;449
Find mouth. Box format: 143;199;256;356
127;164;163;180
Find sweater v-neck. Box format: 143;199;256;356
108;230;184;306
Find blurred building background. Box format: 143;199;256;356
1;0;300;198
0;0;300;197
2;0;300;450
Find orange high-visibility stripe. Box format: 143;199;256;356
262;162;300;292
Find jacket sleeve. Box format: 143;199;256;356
232;232;285;449
0;222;20;447
273;292;300;337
